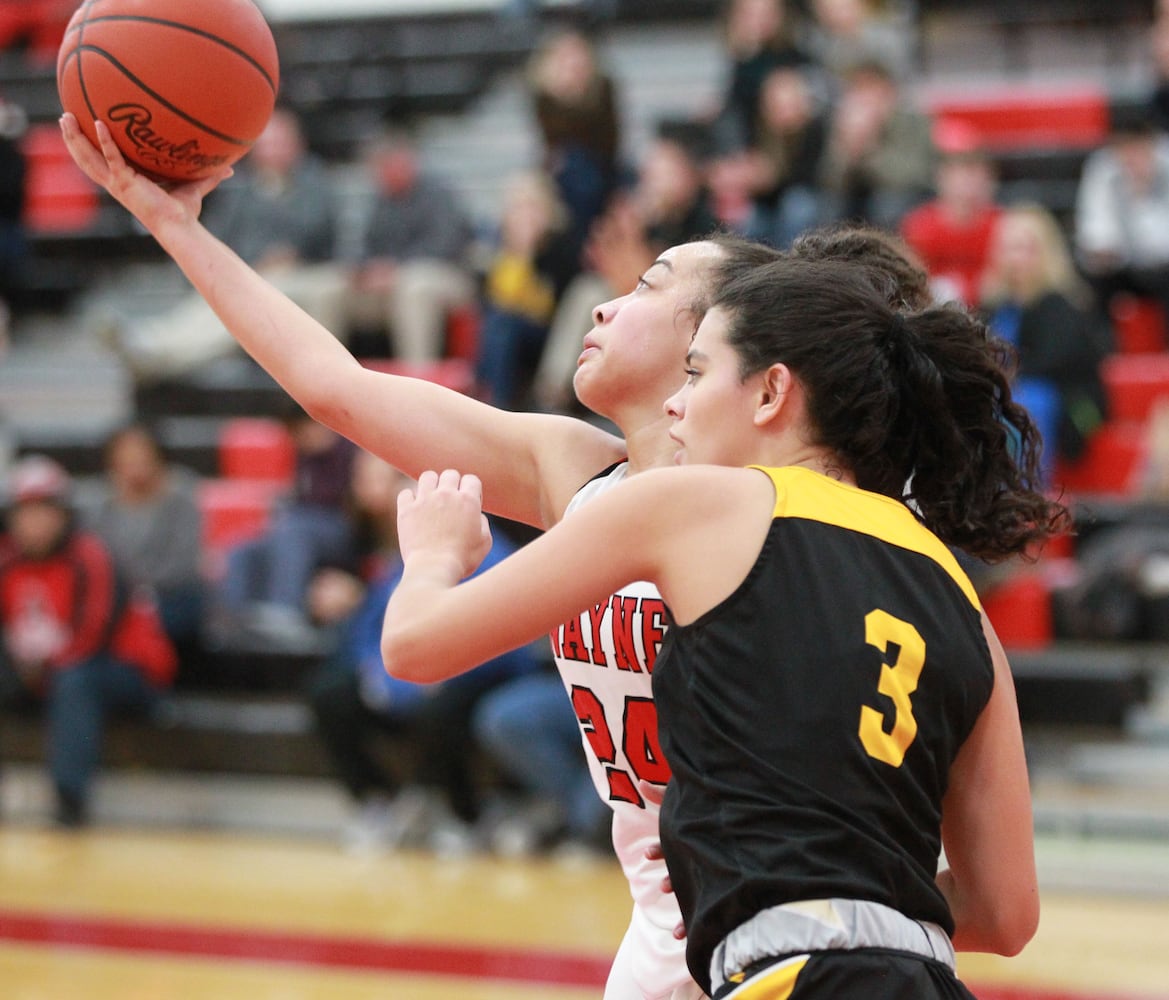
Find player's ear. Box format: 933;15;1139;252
753;363;792;428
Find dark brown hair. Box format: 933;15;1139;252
711;256;1069;560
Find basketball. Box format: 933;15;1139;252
56;0;280;182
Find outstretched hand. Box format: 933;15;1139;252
58;112;231;232
397;469;493;581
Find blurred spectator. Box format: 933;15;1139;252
900;138;1003;307
475;171;579;410
473;667;612;857
0;456;176;827
306;452;542;855
213;404;357;649
816;59;936;230
1074;104;1169;328
86;423;205;665
99;107;349;381
799;0;916;85
981;203;1110;471
713;0;817;154
525;28;622;259
341;126;477;362
533;127;719;411
709;64;829;247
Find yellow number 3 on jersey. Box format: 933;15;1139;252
859;608;925;768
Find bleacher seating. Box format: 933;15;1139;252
1111;295;1168;355
267;10;538;160
5;2;1166;782
982;570;1055;649
197;476;283;578
1101;353;1169;425
921;83;1130;229
1054;420;1148;497
20;122;99;234
217;417;297;485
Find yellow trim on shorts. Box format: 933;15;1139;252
726;955;808;1000
748;465;981;611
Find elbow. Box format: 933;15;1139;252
944;865;1039;957
993;895;1040;957
380;625;430;684
301;388;350;435
961;893;1039;957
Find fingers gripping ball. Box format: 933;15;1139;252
56;0;279;182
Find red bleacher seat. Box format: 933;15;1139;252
981;571;1053;650
1052;420;1148;496
1101;352;1169;423
218;417;296;484
0;0;71;63
20;123;100;234
445;305;480;361
1110;295;1167;354
923;85;1109;150
197;477;284;577
359;356;476;394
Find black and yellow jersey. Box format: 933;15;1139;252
653;465;993;994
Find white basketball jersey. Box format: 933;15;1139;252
554;463;702;1000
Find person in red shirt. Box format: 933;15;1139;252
0;455;176;827
900;137;1003;308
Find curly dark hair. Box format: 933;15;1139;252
788;223;934;311
711;256;1070;561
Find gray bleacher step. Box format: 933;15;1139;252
157;695;315;736
0;764;349;839
1032;831;1169;897
1065;744;1169;791
1031;772;1169;839
0;317;132;438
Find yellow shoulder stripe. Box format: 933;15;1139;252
748;466;982;610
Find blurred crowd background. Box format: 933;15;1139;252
0;0;1167;861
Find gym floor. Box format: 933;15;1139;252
0;824;1167;1000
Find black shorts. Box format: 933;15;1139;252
715;948;978;1000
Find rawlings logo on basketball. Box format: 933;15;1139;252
107;105;232;175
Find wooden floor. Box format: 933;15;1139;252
0;824;1167;1000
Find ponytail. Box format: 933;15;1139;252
711;258;1069;561
887;307;1066;561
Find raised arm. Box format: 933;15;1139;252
937;615;1040;956
59;115;624;528
382;465;776;683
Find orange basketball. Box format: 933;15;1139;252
56;0;279;182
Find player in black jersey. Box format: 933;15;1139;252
384;255;1066;999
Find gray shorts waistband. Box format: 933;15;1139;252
710;898;956;994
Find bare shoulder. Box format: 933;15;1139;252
525;411;628;523
629;464;777;515
619;466;778;625
582;465;777;552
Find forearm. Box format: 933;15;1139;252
381;552;482;683
149;214;362;415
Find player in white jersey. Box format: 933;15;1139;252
554;463;688;998
62;112;789;1000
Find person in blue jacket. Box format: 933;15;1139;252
305;452;541;854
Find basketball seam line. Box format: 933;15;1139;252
62;14;277;92
65;43;257;147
